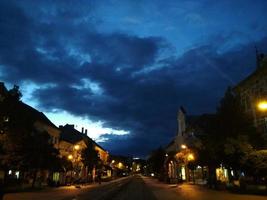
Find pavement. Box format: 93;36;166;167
4;177;129;200
143;176;267;200
4;175;267;200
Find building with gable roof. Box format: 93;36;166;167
58;124;110;183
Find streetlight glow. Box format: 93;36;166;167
68;154;73;160
257;101;267;111
187;153;195;161
181;144;187;149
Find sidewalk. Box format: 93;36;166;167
4;177;127;200
142;176;267;200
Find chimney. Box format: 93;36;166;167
82;127;84;134
85;129;88;135
66;124;75;129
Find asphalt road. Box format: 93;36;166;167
66;175;156;200
4;175;267;200
4;175;156;200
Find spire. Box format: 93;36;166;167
177;106;186;136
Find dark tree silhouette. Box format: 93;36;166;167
81;141;99;181
0;83;60;190
147;147;165;178
188;87;266;186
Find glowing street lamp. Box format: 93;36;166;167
257;101;267;112
181;144;187;149
68;154;73;160
187;153;195;161
118;162;123;169
74;145;80;150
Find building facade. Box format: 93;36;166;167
234;53;267;133
59;124;110;183
165;107;193;183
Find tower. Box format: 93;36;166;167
177;106;186;136
175;106;186;151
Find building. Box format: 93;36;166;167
164;107;212;184
59;124;110;183
165;107;196;183
0;82;61;185
59;124;109;164
234;52;267;133
0;82;60;148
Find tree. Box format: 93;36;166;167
60;156;73;173
0;84;22;199
187;87;262;186
81;141;99;181
147;147;166;177
186;114;222;186
216;87;255;140
216;87;266;178
0;83;60;188
2;129;60;188
243;150;267;180
223;135;253;172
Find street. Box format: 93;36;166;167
4;175;267;200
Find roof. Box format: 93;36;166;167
179;106;186;114
59;124;107;152
60;124;85;144
234;55;267;91
165;139;175;149
11;101;59;130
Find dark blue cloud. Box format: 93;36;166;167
0;0;267;157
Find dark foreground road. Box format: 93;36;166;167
68;175;156;200
4;175;267;200
4;175;156;200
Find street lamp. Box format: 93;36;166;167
187;153;195;161
257;100;267;112
181;144;187;149
68;154;73;160
74;145;80;150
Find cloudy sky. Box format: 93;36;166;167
1;0;267;157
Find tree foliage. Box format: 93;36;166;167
0;83;60;187
147;147;165;176
243;150;267;178
81;141;99;171
188;87;267;179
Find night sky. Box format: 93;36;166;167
1;0;267;157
